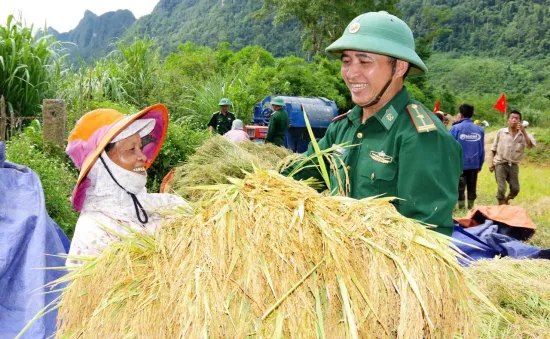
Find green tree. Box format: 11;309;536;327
257;0;397;54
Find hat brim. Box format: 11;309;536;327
71;104;168;208
325;34;427;76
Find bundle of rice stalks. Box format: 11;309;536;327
53;169;486;338
169;135;294;200
467;258;550;338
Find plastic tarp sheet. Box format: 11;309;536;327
452;221;550;264
0;142;70;338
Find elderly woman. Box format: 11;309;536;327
223;119;250;143
65;104;189;266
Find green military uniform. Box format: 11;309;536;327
265;108;289;146
291;88;462;235
207;111;235;135
285;11;464;235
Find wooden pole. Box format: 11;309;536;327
42;99;67;148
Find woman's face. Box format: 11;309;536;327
106;133;147;175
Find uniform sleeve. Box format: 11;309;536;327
207;114;217;128
396;133;462;234
265;112;277;142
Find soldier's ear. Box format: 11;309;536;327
395;60;409;79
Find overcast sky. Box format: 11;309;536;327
0;0;160;33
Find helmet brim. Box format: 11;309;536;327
326;34;427;76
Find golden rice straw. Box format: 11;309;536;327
467;258;550;339
54;169;481;338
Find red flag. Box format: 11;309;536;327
433;99;440;112
494;94;507;114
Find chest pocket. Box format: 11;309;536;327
358;156;398;198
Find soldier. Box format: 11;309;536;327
207;98;235;136
288;11;462;235
265;96;289;147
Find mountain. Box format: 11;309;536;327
400;0;550;58
51;9;136;61
50;0;550;62
130;0;303;57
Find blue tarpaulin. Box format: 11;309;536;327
0;142;70;339
452;222;550;264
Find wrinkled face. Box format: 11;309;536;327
507;113;521;128
106;133;147;175
220;105;229;114
340;51;396;106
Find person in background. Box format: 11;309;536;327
452;112;463;126
208;98;236;136
65;105;190;266
265;96;289;147
224;119;250;143
435;110;450;127
450;104;485;209
489;110;536;205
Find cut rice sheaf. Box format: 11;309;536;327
55;169;480;338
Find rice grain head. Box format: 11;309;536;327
54;169;480;338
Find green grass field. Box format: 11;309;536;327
454;127;550;248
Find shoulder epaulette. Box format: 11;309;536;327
332;111;350;122
212;111;219;115
406;104;437;133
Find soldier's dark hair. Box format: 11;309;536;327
388;57;411;79
459;104;474;118
434;112;444;122
508;110;522;120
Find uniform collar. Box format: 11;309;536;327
347;87;410;130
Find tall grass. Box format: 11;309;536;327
0;15;65;135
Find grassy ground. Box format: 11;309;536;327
453;127;550;248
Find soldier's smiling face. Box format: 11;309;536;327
340;51;404;107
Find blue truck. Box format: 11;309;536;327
245;95;339;153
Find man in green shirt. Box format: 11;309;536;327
208;98;236;136
289;11;462;235
265;96;289;147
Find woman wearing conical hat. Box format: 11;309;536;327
65;104;189;266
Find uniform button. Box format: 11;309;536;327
371;173;375;179
357;132;363;138
346;165;351;170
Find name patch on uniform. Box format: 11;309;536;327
370;150;393;164
406;104;437;133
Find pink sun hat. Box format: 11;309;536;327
66;104;169;211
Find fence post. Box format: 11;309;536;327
0;96;5;141
42;99;67;148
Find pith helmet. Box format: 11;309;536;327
270;96;285;106
218;98;232;106
325;11;427;76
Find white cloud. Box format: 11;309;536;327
0;0;159;33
